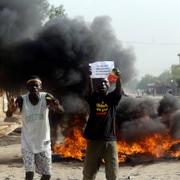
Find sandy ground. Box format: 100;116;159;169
1;133;180;180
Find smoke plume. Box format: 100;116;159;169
0;10;136;94
0;1;138;140
120;118;167;142
170;110;180;139
116;97;167;141
2;1;180;146
158;94;180;115
116;97;158;124
0;0;48;46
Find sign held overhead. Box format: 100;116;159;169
89;61;114;79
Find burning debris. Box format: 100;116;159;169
52;95;180;163
52;115;87;161
1;0;180;164
115;95;180;162
0;0;136;163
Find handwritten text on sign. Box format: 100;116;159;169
90;61;114;78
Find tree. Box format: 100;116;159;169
48;5;66;20
171;65;180;87
136;69;177;95
158;70;173;84
137;74;158;90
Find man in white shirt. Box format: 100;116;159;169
10;75;64;180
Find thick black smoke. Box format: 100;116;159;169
120;118;167;142
0;13;136;95
116;97;158;124
158;94;180;116
0;1;137;139
170;109;180;139
0;0;49;92
116;95;180;142
116;97;166;141
2;1;180;146
0;0;48;46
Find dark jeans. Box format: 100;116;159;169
83;140;119;180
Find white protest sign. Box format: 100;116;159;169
89;61;114;78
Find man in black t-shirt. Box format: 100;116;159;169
83;67;122;180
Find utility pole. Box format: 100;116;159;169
177;53;180;64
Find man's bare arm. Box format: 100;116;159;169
114;68;122;94
6;96;23;117
46;94;64;113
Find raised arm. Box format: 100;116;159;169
46;93;64;113
114;68;122;94
6;96;23;117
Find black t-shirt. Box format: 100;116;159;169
84;90;121;141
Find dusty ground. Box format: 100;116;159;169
1;133;180;180
1;97;180;179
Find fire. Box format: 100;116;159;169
52;116;87;161
52;117;180;162
117;133;180;162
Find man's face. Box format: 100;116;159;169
27;81;42;95
96;78;109;95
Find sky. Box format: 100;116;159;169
48;0;180;79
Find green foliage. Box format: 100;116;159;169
137;69;175;90
48;5;66;20
158;70;173;84
171;65;180;78
137;74;158;89
171;65;180;86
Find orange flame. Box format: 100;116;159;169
52;116;87;161
53;127;87;161
117;133;180;162
52;118;180;162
